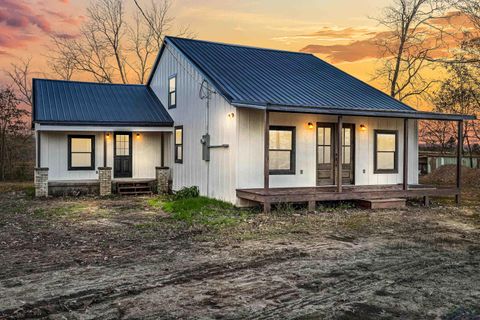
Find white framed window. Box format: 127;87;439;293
168;75;176;108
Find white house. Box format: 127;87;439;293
33;37;474;211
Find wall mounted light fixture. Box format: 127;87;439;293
227;112;235;119
308;122;314;129
136;133;141;138
360;124;367;131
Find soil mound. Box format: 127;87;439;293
420;164;479;186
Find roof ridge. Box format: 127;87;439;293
165;36;313;56
33;78;145;87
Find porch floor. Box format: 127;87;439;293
237;184;459;212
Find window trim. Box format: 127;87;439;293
269;125;296;175
374;129;398;174
174;125;183;164
168;74;177;109
68;135;95;171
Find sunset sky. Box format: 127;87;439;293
0;0;475;110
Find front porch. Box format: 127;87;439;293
237;184;460;212
238;108;471;213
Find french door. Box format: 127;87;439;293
316;123;354;185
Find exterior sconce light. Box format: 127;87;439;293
308;122;314;129
227;112;235;119
360;124;367;131
106;133;110;138
136;133;141;138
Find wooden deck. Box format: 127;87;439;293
237;184;460;212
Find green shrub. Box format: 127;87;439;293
173;186;200;201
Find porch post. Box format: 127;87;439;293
103;132;107;167
337;115;343;193
36;131;41;167
264;110;271;213
403;118;409;190
160;132;165;167
456;120;463;204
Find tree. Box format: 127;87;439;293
0;88;29;181
373;0;449;101
419;120;456;153
5;58;35;108
49;0;193;84
431;61;480;165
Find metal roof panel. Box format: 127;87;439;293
33;79;173;126
166;36;416;113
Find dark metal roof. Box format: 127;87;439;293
164;37;416;112
33;79;173;126
152;37;474;121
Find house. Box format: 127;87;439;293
419;151;480;175
33;36;475;211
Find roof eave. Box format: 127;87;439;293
231;102;476;121
33;120;174;127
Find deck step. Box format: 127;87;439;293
356;198;406;209
116;182;154;195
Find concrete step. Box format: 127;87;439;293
356;198;406;209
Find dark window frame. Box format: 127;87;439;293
269;125;296;175
168;74;177;109
374;129;398;174
68;135;95;171
174;125;183;164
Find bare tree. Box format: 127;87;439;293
373;0;449;101
0;87;29;181
419;120;456;153
87;0;128;83
5;58;34;108
49;0;193;84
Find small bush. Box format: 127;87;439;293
173;186;200;201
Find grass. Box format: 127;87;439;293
150;196;253;228
32;203;87;219
0;182;34;194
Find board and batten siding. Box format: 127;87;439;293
39;131;164;180
149;43;238;202
237;110;419;190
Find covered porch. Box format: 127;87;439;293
236;107;474;213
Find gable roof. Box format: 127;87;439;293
148;37;474;121
156;36;416;113
33;79;173;126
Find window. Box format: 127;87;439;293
168;75;176;108
68;135;95;170
115;134;130;156
175;126;183;163
317;125;332;165
269;126;295;174
342;126;352;165
374;130;398;173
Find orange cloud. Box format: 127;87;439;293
300;12;475;63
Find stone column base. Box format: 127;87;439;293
156;167;170;194
98;167;112;196
34;167;49;197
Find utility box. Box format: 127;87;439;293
201;134;210;161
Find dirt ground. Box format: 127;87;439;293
0;186;479;319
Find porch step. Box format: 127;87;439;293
116;182;153;196
356;198;406;209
